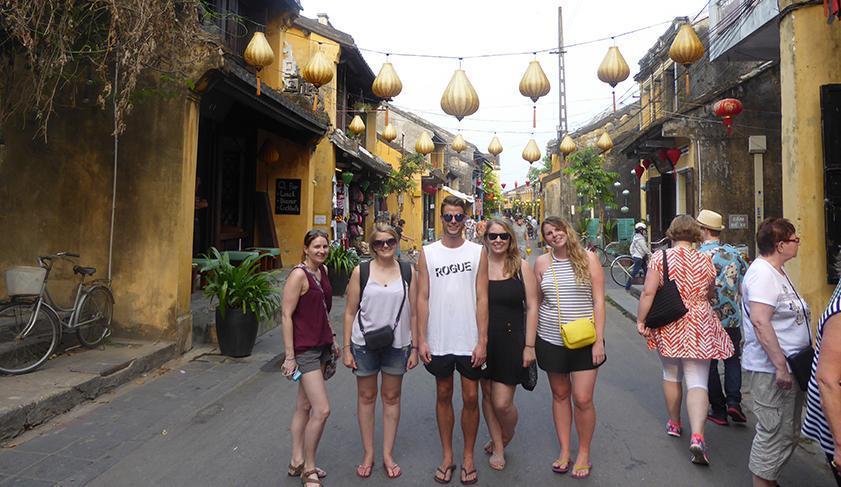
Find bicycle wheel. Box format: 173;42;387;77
591;246;608;266
0;302;60;375
604;242;624;262
75;286;113;348
610;255;635;287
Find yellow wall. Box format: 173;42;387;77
374;140;423;251
779;2;838;311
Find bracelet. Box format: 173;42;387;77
283;356;295;362
343;345;351;349
524;344;535;348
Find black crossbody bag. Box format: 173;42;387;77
783;273;814;392
645;249;688;329
357;261;410;350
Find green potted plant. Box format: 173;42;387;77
202;248;281;357
324;243;360;296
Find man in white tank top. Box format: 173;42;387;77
417;195;489;485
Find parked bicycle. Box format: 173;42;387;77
0;252;113;375
579;234;608;266
608;238;670;287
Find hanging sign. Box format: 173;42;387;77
729;214;748;229
275;178;302;215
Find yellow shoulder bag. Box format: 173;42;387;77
551;260;596;349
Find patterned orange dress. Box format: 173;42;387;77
645;247;734;359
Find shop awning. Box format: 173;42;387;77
331;130;392;176
441;186;475;204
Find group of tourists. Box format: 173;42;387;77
278;198;841;486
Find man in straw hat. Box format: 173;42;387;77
697;209;749;426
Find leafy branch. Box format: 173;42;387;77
383;152;429;196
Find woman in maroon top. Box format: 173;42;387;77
281;229;339;486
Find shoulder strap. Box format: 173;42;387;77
661;249;670;281
399;260;412;286
359;260;371;303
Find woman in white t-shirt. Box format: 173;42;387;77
741;217;811;487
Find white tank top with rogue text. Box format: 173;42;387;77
424;240;483;355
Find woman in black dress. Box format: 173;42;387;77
479;219;539;470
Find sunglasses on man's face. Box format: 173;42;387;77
372;238;398;250
486;232;511;241
442;213;466;223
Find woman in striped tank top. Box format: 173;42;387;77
533;216;606;479
802;253;841;486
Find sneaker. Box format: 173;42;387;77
666;419;682;437
707;411;729;426
727;405;747;424
689;435;710;465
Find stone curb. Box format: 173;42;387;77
605;294;638;323
0;342;178;443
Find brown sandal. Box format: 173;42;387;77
433;464;456;484
288;463;326;478
460;466;478;485
301;469;322;486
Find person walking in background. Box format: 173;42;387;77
626;222;652;290
803;252;841;486
280;230;340;486
478;218;538;471
512;215;530;257
742;218;810;487
696;210;749;426
465;214;477;242
342;223;418;480
416;195;489;485
636;215;734;466
534;216;606;479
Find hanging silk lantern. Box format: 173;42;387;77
597;46;630;112
559;134;577;156
642;159;652;169
258;139;279;163
656;149;668;162
348;115;365;135
341;172;354;185
713;98;743;136
525;180;531;187
415;131;434;156
669;23;705;95
243;32;275;96
451;133;467;153
488;135;503;156
596;132;614;152
382;123;397;142
522;139;541;163
633;164;645;180
666;148;682;165
519;59;551;128
302;43;334;110
501;183;507;189
440;67;480;121
515;181;519;188
372;57;402;126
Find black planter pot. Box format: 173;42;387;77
327;268;350;296
215;307;258;357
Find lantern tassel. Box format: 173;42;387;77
385;104;389;125
612;90;616;112
685;70;691;97
256;76;262;97
532;105;536;129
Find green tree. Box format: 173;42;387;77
563;147;618;237
382;152;429;216
482;163;502;215
527;153;553;184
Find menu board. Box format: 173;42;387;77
275;178;301;215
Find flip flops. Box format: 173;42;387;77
433;464;457;484
552;457;570;474
356;463;373;478
460;466;478;485
384;463;402;479
571;462;592;479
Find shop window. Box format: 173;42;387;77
822;84;841;284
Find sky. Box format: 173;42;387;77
299;0;710;187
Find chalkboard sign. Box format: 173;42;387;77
275;179;301;215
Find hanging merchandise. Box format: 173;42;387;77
372;56;403;129
360;180;370;191
488;135;503;156
713;98;743;136
519;58;551;128
452;133;467;153
349;115;366;135
243;32;275;96
302;43;334;110
559;134;577;156
415;131;434;155
597;45;630;112
669;23;705;95
341;171;354;185
440;61;480;121
596;132;614;152
258;139;280;163
382;123;397;142
522;139;541;163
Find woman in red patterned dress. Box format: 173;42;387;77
635;215;734;466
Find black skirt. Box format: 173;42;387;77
484;278;527;386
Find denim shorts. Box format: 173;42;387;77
351;343;410;377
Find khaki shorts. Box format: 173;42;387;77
747;371;804;481
296;346;331;375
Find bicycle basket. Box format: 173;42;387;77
5;266;46;296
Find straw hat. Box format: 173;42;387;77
696;209;725;231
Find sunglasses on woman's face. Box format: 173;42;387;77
372;238;398;250
487;232;510;241
442;213;466;223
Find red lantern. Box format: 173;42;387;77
642;159;652;169
656;149;668;162
501;183;506;189
713;98;743;136
515;181;519;188
422;184;437;194
633;164;645;180
525;180;530;187
666;148;681;165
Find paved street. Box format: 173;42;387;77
0;274;832;486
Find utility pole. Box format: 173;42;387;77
557;6;568;144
